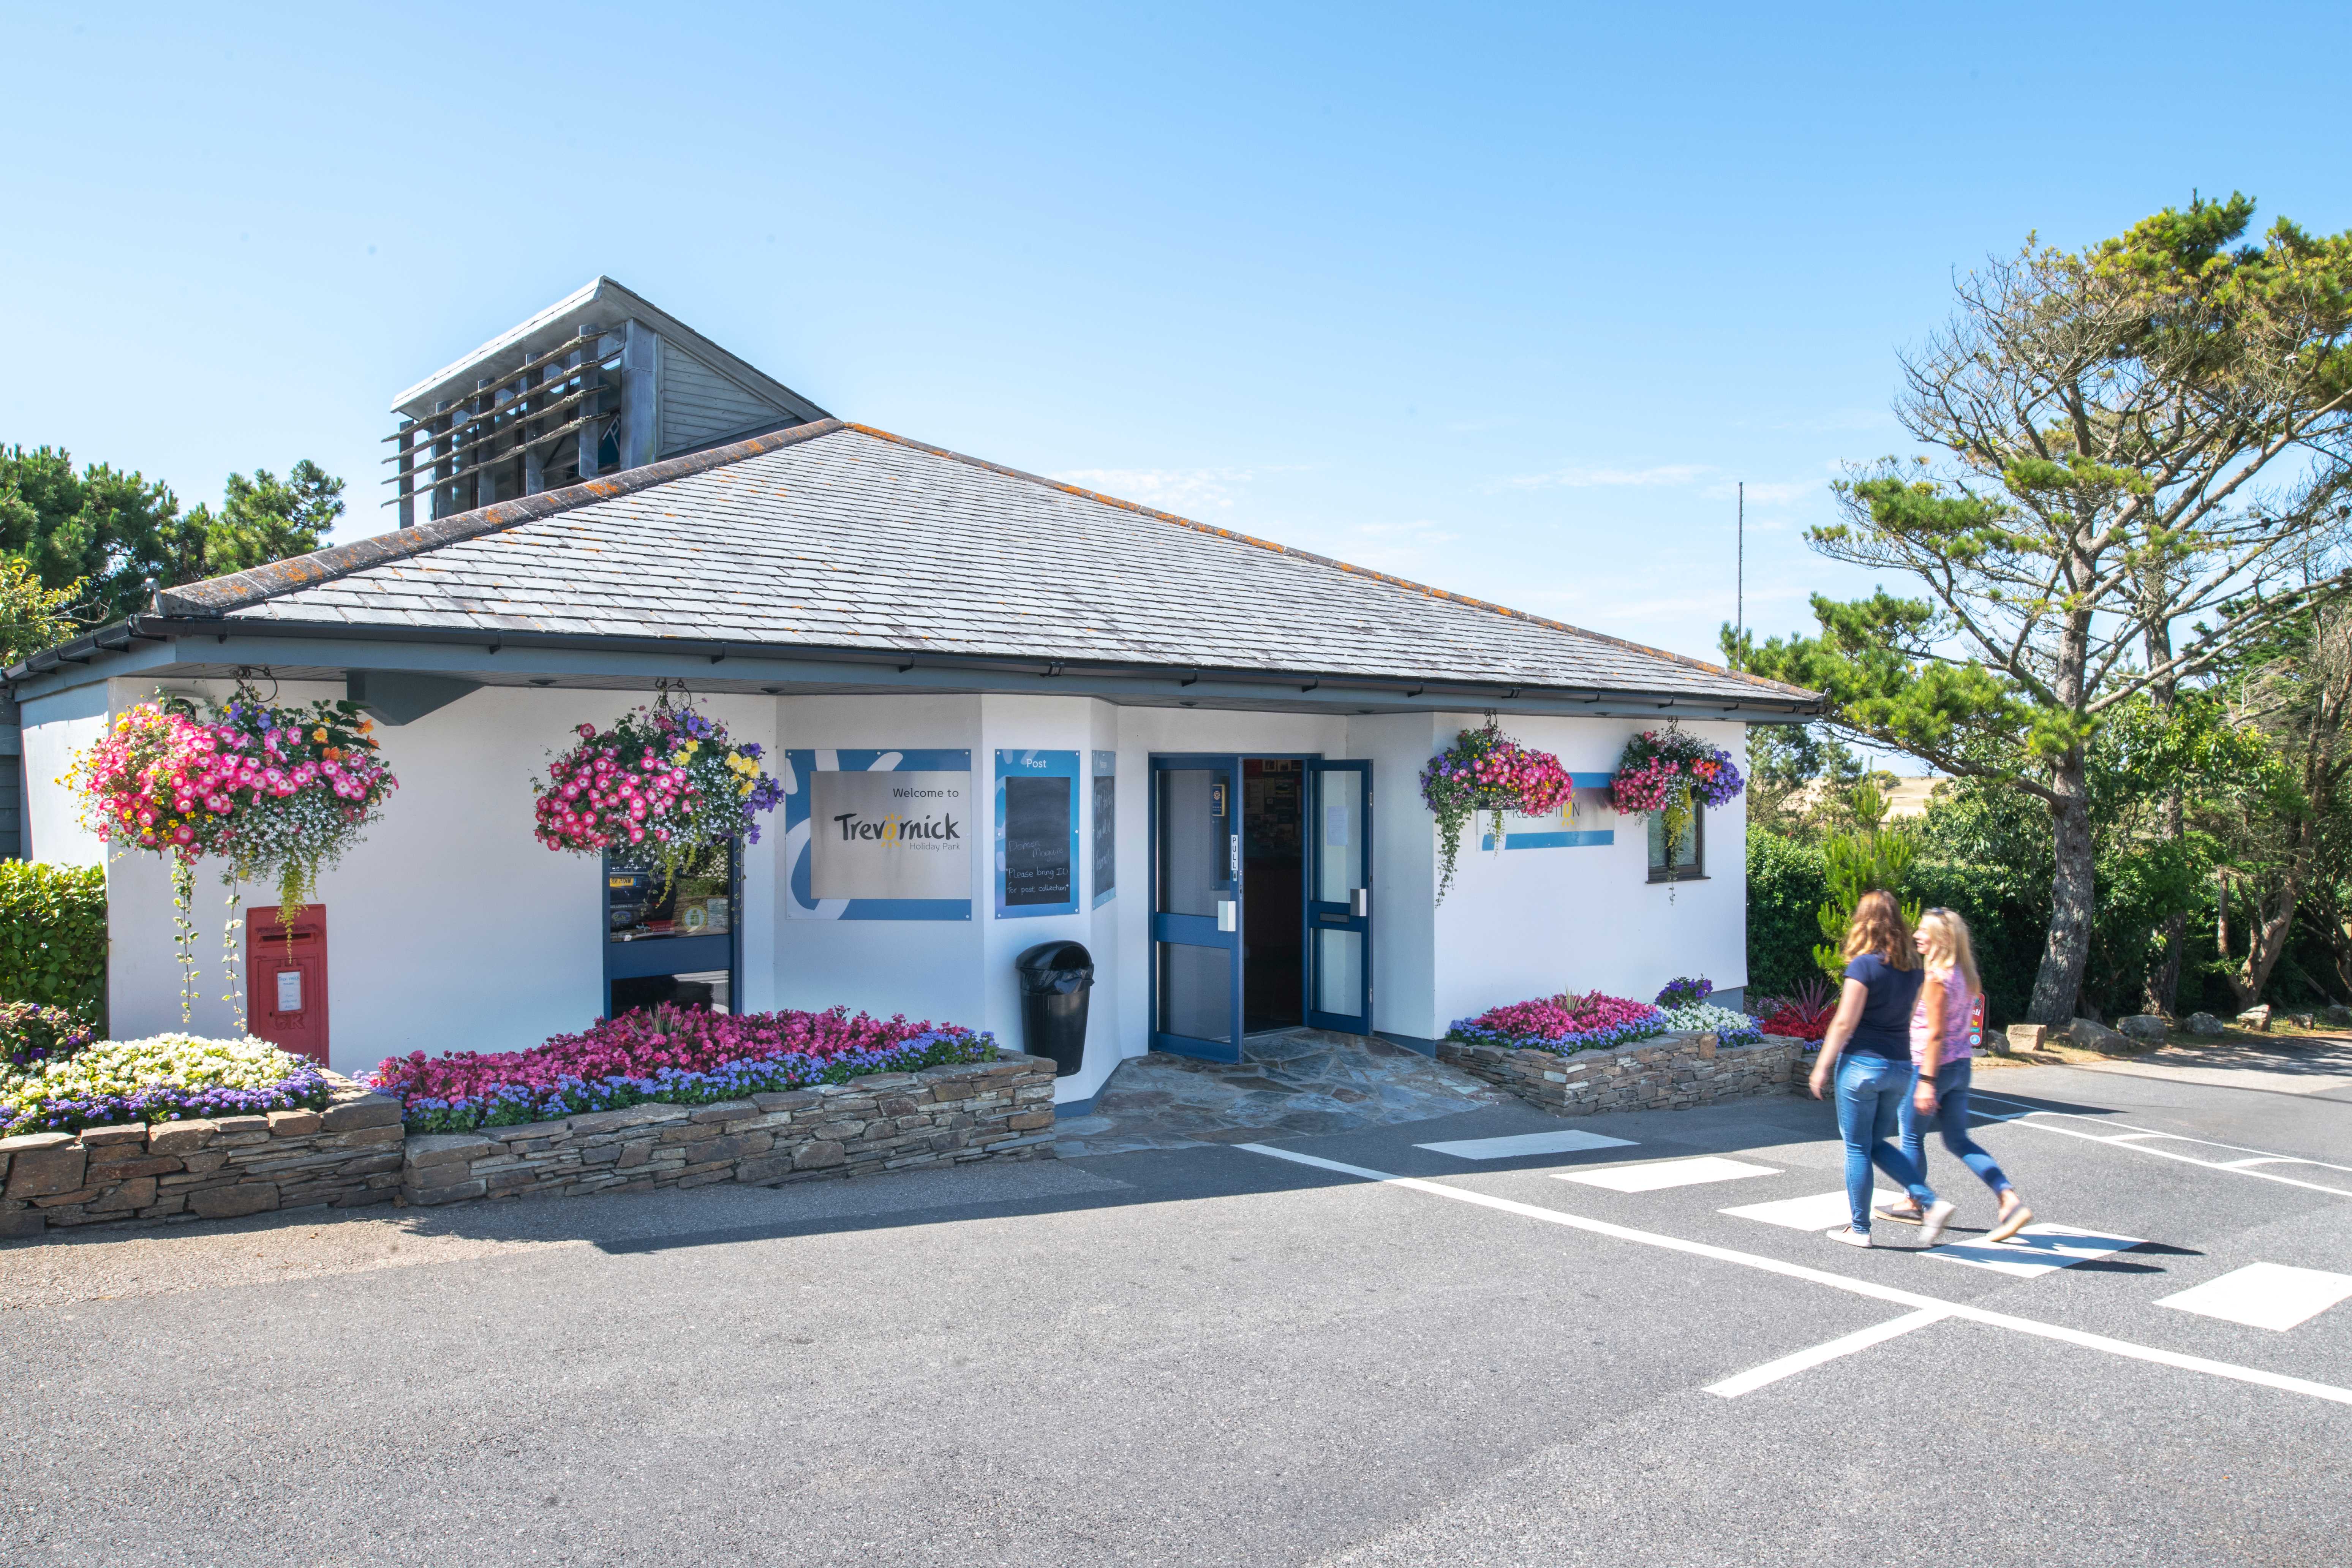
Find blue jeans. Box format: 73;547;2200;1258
1900;1057;2013;1198
1834;1053;1936;1233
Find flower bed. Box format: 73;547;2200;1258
373;1004;997;1134
1449;991;1670;1054
1658;1001;1764;1047
1755;981;1834;1045
1;1034;330;1137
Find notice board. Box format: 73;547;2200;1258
1091;750;1116;907
995;750;1080;917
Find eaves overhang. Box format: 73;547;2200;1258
4;614;1827;723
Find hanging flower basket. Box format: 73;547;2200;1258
1609;727;1744;875
532;694;782;885
1418;720;1574;903
67;687;397;1021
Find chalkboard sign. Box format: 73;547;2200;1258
1092;773;1117;904
1003;776;1073;907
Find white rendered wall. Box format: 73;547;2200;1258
1419;714;1748;1036
89;680;778;1078
20;683;110;869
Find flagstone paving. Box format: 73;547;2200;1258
1053;1029;1510;1156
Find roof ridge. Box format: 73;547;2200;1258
837;422;1810;700
158;419;847;618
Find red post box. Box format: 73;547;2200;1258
245;904;329;1065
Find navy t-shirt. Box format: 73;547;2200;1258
1844;953;1924;1060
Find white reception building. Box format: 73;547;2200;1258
7;280;1819;1105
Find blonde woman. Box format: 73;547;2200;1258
1875;908;2034;1244
1808;890;1955;1248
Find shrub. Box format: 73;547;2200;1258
1;1034;327;1136
0;861;106;1021
1747;830;1828;1001
0;1002;96;1069
1450;992;1669;1054
373;1004;997;1134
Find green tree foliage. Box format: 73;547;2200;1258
0;861;107;1023
1811;781;1922;979
0;448;344;652
1731;193;2352;1023
0;555;82;666
186;461;345;577
0;446;194;624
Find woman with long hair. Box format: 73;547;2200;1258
1807;890;1955;1248
1875;908;2034;1243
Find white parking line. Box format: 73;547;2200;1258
1924;1223;2145;1278
1705;1309;1951;1398
1240;1144;2352;1408
1967;1094;2352;1197
1553;1156;1780;1192
2157;1263;2352;1331
1417;1130;1638;1160
1721;1189;1899;1231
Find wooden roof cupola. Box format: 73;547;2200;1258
384;277;829;526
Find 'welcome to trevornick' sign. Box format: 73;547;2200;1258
809;769;974;900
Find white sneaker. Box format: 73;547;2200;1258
1827;1225;1873;1248
1917;1200;1960;1247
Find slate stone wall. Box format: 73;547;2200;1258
1436;1031;1808;1116
0;1072;405;1238
401;1051;1057;1208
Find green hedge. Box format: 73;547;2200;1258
0;862;106;1023
1745;830;1828;1002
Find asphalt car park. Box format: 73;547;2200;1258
4;1055;2347;1567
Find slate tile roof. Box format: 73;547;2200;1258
162;421;1810;706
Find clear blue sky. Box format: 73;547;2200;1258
5;1;2347;666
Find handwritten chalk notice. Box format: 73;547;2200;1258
1004;776;1074;906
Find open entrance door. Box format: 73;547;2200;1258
1150;755;1242;1061
1306;760;1372;1034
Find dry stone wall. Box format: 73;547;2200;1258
1437;1031;1809;1117
0;1072;405;1238
402;1051;1057;1207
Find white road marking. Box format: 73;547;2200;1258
1417;1130;1637;1160
1239;1144;2352;1408
1705;1309;1951;1398
2157;1263;2352;1331
1553;1156;1780;1193
1721;1189;1901;1231
1966;1094;2352;1197
1925;1223;2146;1278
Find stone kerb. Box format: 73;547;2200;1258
1436;1030;1808;1117
0;1071;405;1239
401;1051;1058;1208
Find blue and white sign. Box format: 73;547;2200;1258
1479;773;1618;851
996;749;1080;919
783;749;974;921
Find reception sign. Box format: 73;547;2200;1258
784;749;973;920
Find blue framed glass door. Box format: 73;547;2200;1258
604;839;740;1017
1306;760;1372;1034
1150;755;1242;1062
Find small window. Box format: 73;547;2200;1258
1647;809;1704;882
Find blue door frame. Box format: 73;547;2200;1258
1149;754;1242;1061
1150;753;1375;1058
1305;759;1373;1034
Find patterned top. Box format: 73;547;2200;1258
1910;964;1976;1067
